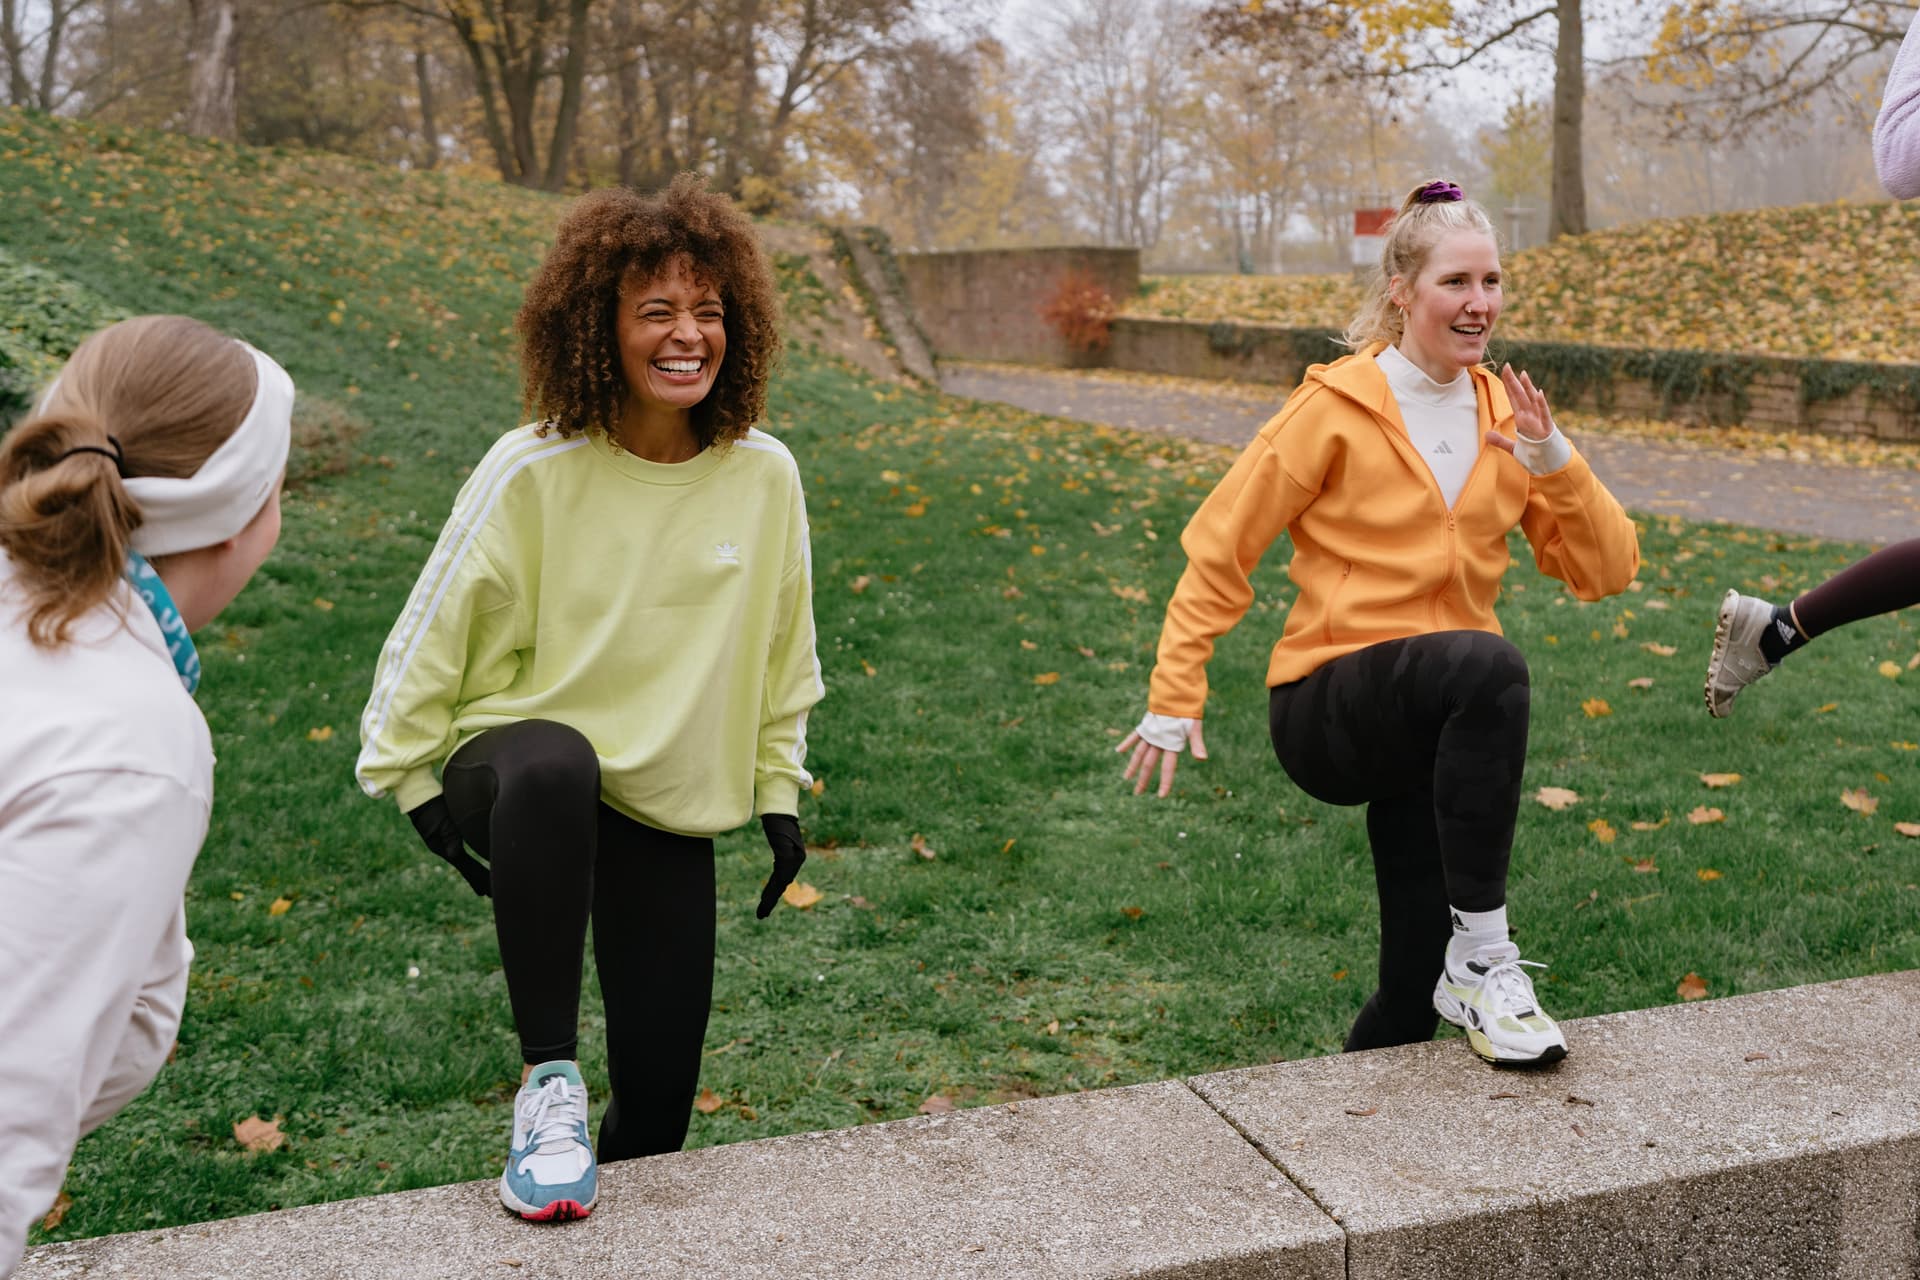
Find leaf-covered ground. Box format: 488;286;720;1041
1133;200;1920;363
4;108;1918;1246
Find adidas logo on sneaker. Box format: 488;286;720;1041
1775;619;1796;643
1450;910;1466;931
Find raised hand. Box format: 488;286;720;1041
1487;363;1555;454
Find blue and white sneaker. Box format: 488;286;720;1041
1433;941;1568;1067
500;1060;598;1221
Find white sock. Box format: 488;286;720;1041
1446;904;1509;969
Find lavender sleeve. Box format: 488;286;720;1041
1875;11;1920;199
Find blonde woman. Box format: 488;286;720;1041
1119;181;1640;1066
0;316;292;1275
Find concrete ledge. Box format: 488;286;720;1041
23;973;1920;1278
18;1081;1342;1280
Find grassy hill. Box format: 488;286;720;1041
5;107;1920;1248
1132;200;1920;363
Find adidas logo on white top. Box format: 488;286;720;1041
715;542;741;565
1433;441;1455;455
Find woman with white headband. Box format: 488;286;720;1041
0;315;293;1276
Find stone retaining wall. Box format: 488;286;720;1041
884;242;1920;440
22;971;1920;1279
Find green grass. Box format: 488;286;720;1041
4;107;1918;1245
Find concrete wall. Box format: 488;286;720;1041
895;247;1139;368
22;971;1920;1279
1100;317;1920;443
889;243;1920;441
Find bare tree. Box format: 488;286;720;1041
2;0;90;109
1639;0;1915;141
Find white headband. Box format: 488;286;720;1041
122;342;295;557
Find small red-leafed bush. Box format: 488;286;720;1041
1038;268;1117;355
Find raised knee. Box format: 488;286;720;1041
501;719;600;798
1455;632;1528;687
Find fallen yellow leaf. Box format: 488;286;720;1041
1879;660;1903;679
40;1191;71;1232
1699;773;1741;788
1536;786;1580;811
1120;905;1145;920
1676;972;1708;1001
1582;698;1613;718
1033;672;1061;685
1688;806;1726;825
1631;816;1671;831
1627;677;1654;690
1841;788;1879;815
232;1115;287;1154
1815;702;1839;714
911;833;936;860
1588;818;1617;844
1628;856;1658;873
1642;642;1678;657
693;1088;726;1114
306;726;333;742
781;882;823;909
918;1095;956;1115
1697;868;1723;881
1019;639;1038;650
312;598;334;612
1895;822;1920;838
849;575;872;593
861;660;877;677
268;897;292;916
903;502;927;518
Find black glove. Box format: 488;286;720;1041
408;796;492;897
757;814;807;919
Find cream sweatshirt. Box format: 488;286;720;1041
0;555;209;1278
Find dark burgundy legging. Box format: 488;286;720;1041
1793;537;1920;638
1268;631;1531;1054
440;718;715;1161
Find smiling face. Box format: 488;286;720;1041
1391;229;1503;381
615;257;727;427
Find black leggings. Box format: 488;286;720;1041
1793;537;1920;638
1268;631;1530;1053
441;718;715;1161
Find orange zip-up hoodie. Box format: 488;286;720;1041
1147;344;1641;717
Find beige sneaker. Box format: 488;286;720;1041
1704;589;1780;719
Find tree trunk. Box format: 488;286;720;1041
450;20;520;182
185;0;239;139
718;0;759;193
1;0;32;107
36;0;66;109
1548;0;1586;238
414;42;441;170
537;0;591;191
615;47;641;186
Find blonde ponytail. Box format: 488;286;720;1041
0;316;253;647
1342;180;1499;352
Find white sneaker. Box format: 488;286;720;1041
1433;941;1568;1066
1704;589;1779;718
499;1060;598;1221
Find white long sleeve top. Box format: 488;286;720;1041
0;553;210;1278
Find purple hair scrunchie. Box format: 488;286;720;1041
1415;181;1464;204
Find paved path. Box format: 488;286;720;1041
942;363;1920;546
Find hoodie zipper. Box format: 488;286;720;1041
1432;510;1459;630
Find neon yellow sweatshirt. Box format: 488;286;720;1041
355;425;823;835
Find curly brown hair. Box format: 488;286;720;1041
516;173;782;449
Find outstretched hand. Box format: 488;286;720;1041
1486;363;1555;454
407;796;491;897
757;814;807;918
1116;719;1208;798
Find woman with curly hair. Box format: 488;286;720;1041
356;175;821;1222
